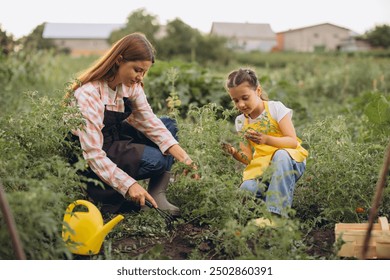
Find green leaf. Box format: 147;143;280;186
364;94;390;125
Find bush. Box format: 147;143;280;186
0;93;86;259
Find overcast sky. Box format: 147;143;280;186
1;0;389;38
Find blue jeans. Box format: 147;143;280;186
240;149;306;216
136;117;178;180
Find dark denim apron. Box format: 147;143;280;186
83;97;149;213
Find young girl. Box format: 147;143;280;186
66;33;196;216
222;68;308;222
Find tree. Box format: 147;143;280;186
18;23;57;52
157;19;232;64
156;18;200;61
107;10;232;65
109;8;160;44
364;24;390;49
196;34;232;65
0;25;15;55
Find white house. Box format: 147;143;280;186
210;22;276;52
276;23;360;52
43;22;124;56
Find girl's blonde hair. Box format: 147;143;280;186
226;68;268;100
67;32;155;96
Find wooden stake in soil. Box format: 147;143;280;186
361;140;390;260
0;182;26;259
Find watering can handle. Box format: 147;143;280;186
64;200;101;220
378;217;389;232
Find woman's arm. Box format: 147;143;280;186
126;85;178;153
167;144;200;179
74;84;157;207
167;144;192;164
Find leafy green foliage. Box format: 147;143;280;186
294;115;389;225
0;25;15;55
0;50;389;260
108;8;160;45
363;24;390;49
108;9;232;65
0;93;86;259
363;92;390;126
17;23;59;53
0;51;94;116
145;61;229;117
170;104;243;225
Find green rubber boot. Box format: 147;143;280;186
148;171;180;217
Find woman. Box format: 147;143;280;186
66;33;195;216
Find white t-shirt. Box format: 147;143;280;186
235;101;292;132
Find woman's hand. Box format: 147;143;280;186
127;183;158;208
183;159;200;180
191;164;201;180
245;129;267;145
167;144;200;180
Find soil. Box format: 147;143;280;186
113;223;211;259
111;223;336;260
305;228;335;258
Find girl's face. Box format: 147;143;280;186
229;82;262;117
117;60;153;87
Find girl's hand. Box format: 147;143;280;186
245;129;266;144
221;142;236;155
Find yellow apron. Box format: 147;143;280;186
242;101;308;181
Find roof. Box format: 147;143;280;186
210;22;275;39
277;22;351;34
42;22;125;39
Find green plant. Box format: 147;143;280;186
0;93;86;259
294;114;388;225
1;50;389;260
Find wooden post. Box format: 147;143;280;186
0;182;26;259
361;140;390;259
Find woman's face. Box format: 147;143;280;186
229;82;262;117
117;60;153;87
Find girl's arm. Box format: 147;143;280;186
222;141;252;165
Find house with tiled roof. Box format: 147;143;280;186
210;22;276;52
43;22;124;56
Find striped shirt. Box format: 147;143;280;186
72;80;178;197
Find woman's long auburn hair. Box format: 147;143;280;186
68;32;155;94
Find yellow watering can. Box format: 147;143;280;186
62;200;124;255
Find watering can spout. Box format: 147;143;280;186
102;214;125;236
86;214;124;254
